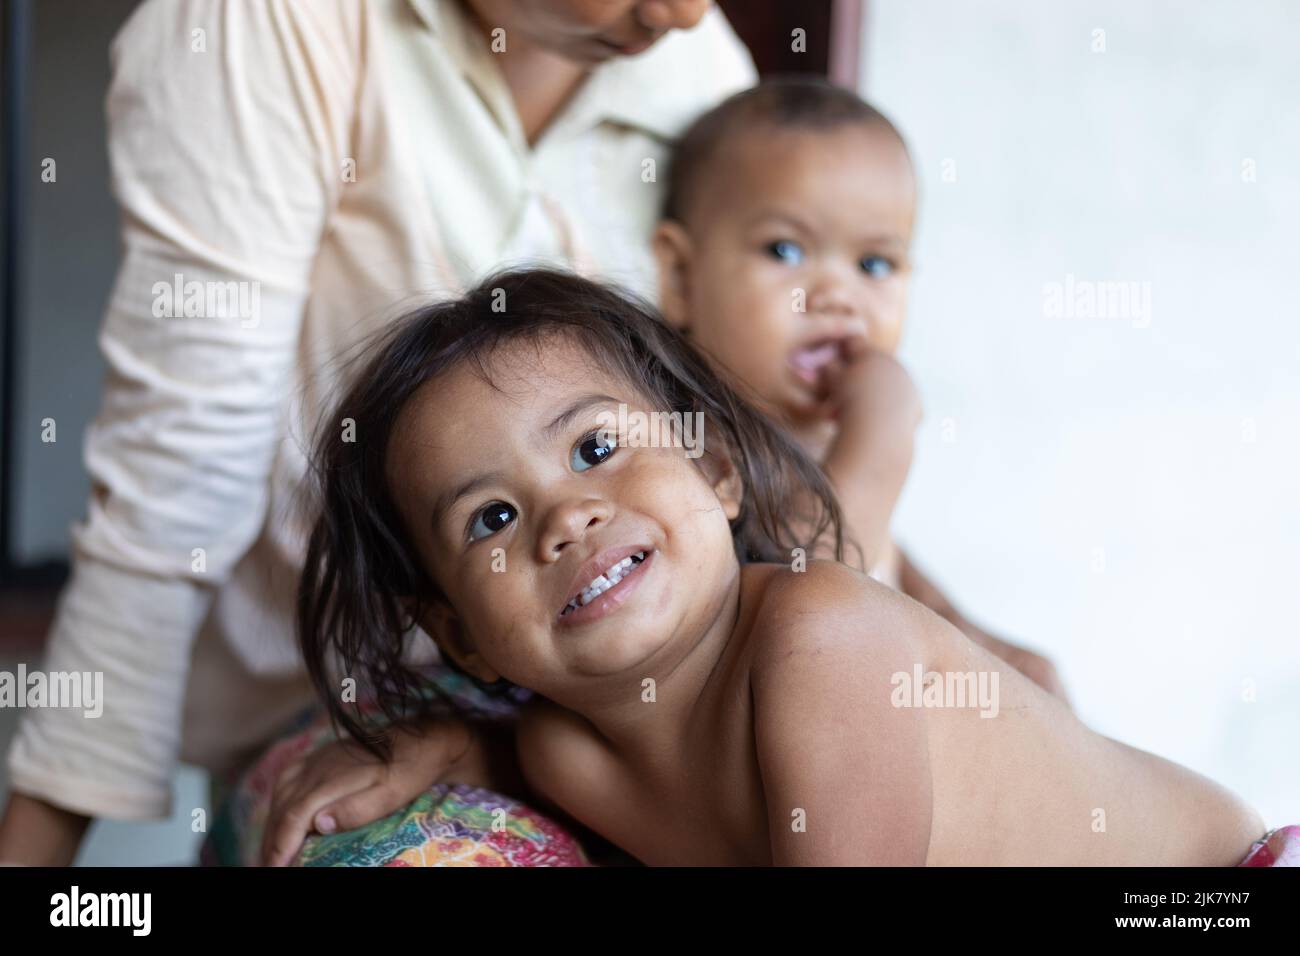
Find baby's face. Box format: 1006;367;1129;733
656;123;915;426
386;335;743;704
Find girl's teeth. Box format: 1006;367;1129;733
563;551;647;615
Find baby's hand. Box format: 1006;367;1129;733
260;716;479;867
819;345;922;572
828;339;923;441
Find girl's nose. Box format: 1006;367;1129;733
536;496;614;562
636;0;711;32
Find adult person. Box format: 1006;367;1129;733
0;0;755;866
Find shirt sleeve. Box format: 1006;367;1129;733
5;0;359;821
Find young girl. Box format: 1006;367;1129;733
293;267;1285;866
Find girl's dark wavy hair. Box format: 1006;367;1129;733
299;267;845;756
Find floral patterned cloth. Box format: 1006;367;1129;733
1238;825;1300;867
202;668;589;867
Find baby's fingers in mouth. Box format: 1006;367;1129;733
815;349;849;400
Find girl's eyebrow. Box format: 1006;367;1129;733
433;471;506;528
431;393;619;528
542;393;620;444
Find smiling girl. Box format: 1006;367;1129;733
290;268;1278;866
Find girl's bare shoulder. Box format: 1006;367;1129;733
742;559;927;674
741;561;935;864
744;559;911;626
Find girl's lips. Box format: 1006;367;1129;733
556;549;655;629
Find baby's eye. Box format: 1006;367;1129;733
572;430;617;472
468;501;517;542
765;240;805;265
860;255;895;279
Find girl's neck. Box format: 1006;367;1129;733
551;562;753;770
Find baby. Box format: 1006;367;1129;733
293;267;1279;865
653;79;1059;693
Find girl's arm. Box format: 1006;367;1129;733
516;695;639;859
515;695;604;819
750;563;933;865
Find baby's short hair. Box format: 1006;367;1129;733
663;76;910;223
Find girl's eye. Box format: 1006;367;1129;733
468;501;517;542
765;240;805;265
572;430;617;472
860;255;895;279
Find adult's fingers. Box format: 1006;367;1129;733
261;772;372;867
315;782;418;836
269;756;307;804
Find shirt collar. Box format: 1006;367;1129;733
585;36;711;141
406;0;443;33
407;0;725;143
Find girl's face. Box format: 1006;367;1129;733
386;334;743;703
464;0;712;64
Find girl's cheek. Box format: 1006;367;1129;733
637;452;702;510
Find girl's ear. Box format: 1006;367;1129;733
699;440;744;522
408;599;502;685
652;219;694;332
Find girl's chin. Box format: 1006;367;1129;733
566;637;670;679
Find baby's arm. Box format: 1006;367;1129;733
815;349;1068;700
750;565;932;865
820;347;922;572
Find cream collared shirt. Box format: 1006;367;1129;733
7;0;755;821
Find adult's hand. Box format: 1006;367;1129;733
0;791;91;866
260;716;520;867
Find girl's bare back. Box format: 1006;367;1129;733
520;561;1263;866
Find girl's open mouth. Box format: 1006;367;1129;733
557;549;654;627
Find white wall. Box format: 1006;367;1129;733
864;0;1300;826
